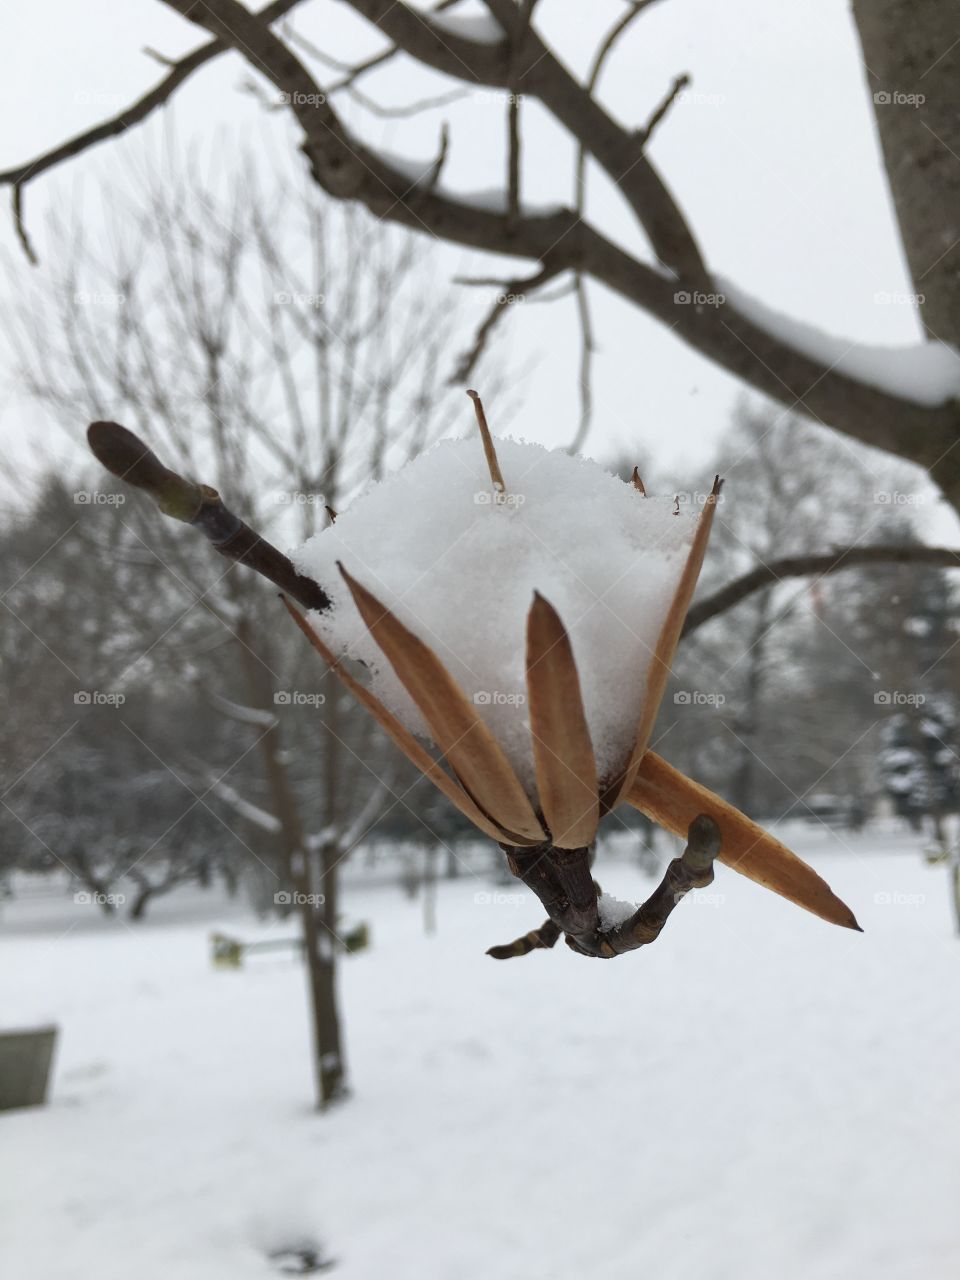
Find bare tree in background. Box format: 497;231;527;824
2;1;960;508
3;154;482;1107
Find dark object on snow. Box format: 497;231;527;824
0;1024;58;1111
268;1242;336;1275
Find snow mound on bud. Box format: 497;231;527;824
294;437;698;797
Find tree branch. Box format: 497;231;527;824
575;0;668;210
0;0;305;261
154;0;960;472
566;272;595;453
683;544;960;637
635;72;690;147
449;261;562;383
345;0;706;276
9;0;955;484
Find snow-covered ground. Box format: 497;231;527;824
2;825;959;1280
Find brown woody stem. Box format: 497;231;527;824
466;389;506;492
496;815;721;960
86;421;330;612
595;814;721;956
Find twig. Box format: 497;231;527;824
570;815;721;957
424;123;450;192
574;0;663;209
12;183;37;265
466;390;506;491
636;72;690;147
449;261;562;384
487;917;561;959
285;23;470;117
565;273;595;453
0;0;305;262
86;421;330;611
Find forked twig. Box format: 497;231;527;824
491;815;721;959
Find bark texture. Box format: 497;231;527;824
855;0;960;349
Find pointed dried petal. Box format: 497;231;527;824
282;598;536;846
624;751;861;930
607;477;722;806
525;592;599;849
337;565;546;843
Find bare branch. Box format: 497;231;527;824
0;0;305;260
207;777;282;833
566;273;595;453
19;0;958;475
285;23;470;117
339;0;706;275
505;2;536;223
635;72;690;147
487;917;561;959
12;182;37;265
575;0;663;208
449;261;562;383
682;544;960;637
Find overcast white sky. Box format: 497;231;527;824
0;0;937;510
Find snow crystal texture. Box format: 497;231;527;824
294;437;698;796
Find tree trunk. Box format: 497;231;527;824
729;595;770;817
854;1;960;504
855;1;960;348
316;840;348;1104
129;884;153;920
235;616;348;1108
423;846;438;935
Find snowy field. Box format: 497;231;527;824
2;825;959;1280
